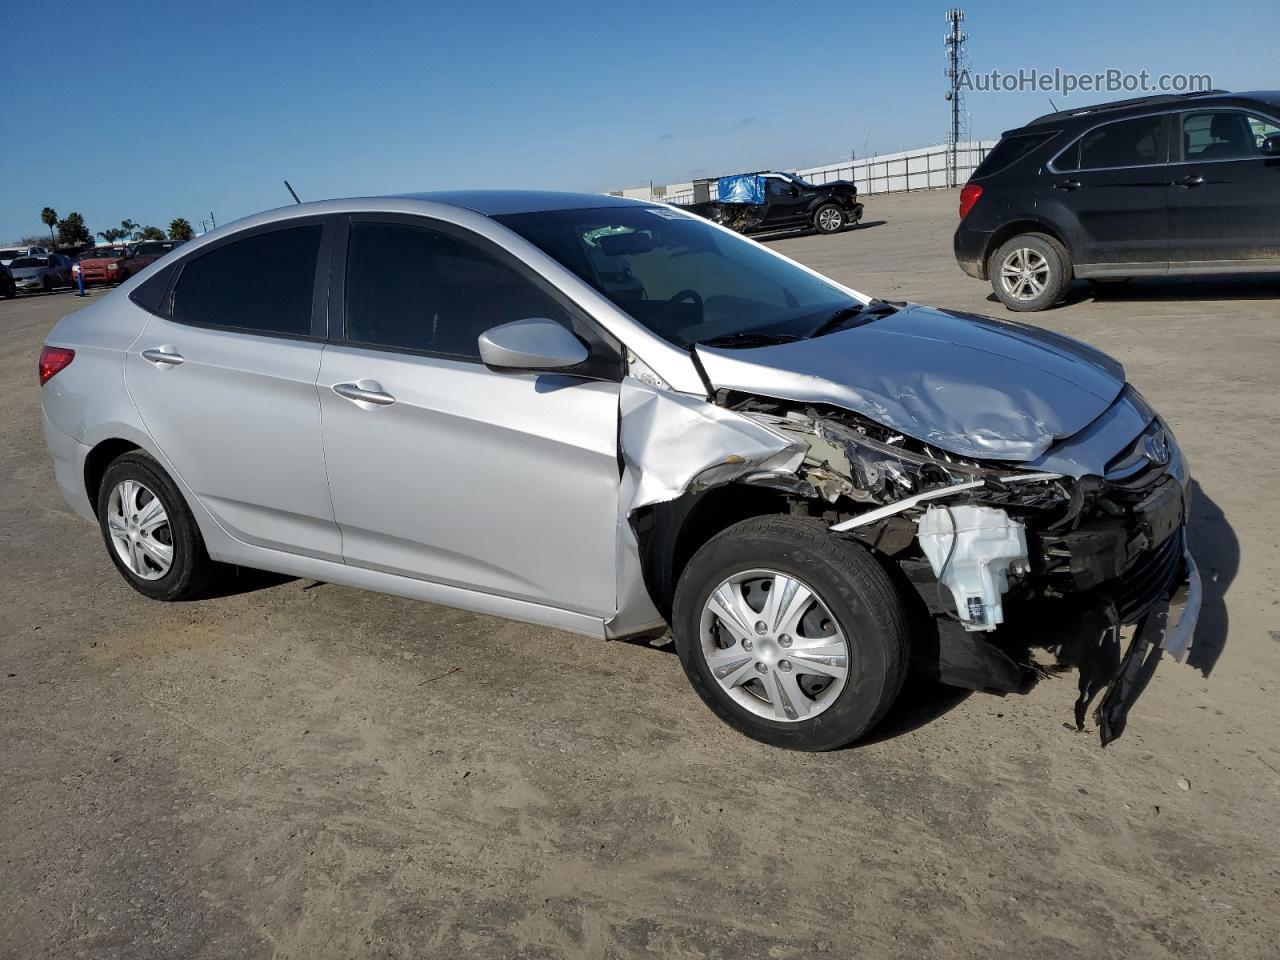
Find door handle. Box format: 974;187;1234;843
1174;175;1204;188
1054;179;1082;190
141;347;184;366
332;381;396;406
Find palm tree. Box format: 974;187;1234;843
97;228;124;247
168;218;195;242
41;207;58;245
121;219;140;242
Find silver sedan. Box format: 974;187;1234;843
39;191;1199;749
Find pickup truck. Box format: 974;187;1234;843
683;171;864;236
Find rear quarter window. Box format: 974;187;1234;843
971;131;1057;179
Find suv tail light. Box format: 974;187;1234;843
39;346;75;386
958;183;983;219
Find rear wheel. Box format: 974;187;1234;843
672;516;909;751
813;203;846;235
96;451;222;600
990;233;1071;311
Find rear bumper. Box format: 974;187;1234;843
41;408;95;522
953;221;991;279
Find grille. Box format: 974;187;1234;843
1115;528;1184;623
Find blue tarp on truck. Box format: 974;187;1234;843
717;174;765;204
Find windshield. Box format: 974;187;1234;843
0;250;20;260
11;257;48;268
495;206;860;348
134;241;176;255
85;248;121;259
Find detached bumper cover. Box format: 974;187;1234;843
1094;547;1201;745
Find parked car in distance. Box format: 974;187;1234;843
685;171;864;236
955;89;1280;310
8;254;73;293
0;263;14;299
40;191;1198;751
1;244;50;267
121;239;185;276
72;246;133;286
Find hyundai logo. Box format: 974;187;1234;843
1143;429;1171;466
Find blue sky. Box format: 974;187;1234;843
1;0;1275;242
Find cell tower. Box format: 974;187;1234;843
944;9;968;187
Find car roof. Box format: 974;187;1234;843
393;190;654;216
1018;90;1280;131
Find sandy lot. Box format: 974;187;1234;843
2;188;1278;959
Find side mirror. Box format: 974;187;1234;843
478;317;589;372
1261;134;1280;156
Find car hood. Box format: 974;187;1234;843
79;257;121;266
9;267;45;279
694;303;1126;461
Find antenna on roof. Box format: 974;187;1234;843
284;180;302;205
1047;97;1060;113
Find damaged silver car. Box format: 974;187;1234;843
39;191;1199;750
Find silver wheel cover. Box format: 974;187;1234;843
999;247;1052;301
699;569;851;722
106;479;174;580
818;207;842;231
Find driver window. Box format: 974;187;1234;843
1183;111;1280;161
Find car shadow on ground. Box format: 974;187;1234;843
757;220;887;243
1186;481;1236;678
199;566;298;599
1065;273;1280;306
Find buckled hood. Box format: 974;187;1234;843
694;304;1126;461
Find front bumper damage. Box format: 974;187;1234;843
614;377;1199;744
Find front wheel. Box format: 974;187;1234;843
672;516;909;751
990;233;1071;311
813;203;846;234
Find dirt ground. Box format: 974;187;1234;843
2;188;1278;959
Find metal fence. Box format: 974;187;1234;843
655;141;995;206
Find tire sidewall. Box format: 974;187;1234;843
990;234;1068;311
813;203;845;234
673;523;901;750
96;453;206;601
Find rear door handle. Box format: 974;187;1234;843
332;381;396;406
1054;179;1082;190
141;347;184;366
1174;175;1204;188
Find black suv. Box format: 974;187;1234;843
954;89;1280;310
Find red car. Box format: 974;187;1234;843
72;246;133;287
120;239;185;276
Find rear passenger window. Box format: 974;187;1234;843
171;225;321;336
344;220;573;360
972;131;1056;178
1058;115;1167;171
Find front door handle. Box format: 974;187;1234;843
1174;175;1204;188
141;347;184;366
332;381;396;406
1054;179;1082;190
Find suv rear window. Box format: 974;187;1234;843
1055;114;1167;171
172;225;321;336
971;131;1056;178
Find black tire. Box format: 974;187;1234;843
989;233;1072;312
1;283;13;300
95;451;222;601
812;203;846;235
672;515;909;751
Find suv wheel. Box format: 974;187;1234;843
96;451;222;601
990;233;1071;311
672;516;909;751
813;203;846;234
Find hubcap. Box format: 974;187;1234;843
106;479;173;580
819;208;842;231
999;247;1051;301
699;569;851;723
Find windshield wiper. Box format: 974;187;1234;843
694;331;803;349
807;299;898;339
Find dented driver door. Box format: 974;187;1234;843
318;216;623;619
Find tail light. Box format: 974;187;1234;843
958;183;983;219
39;346;75;386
